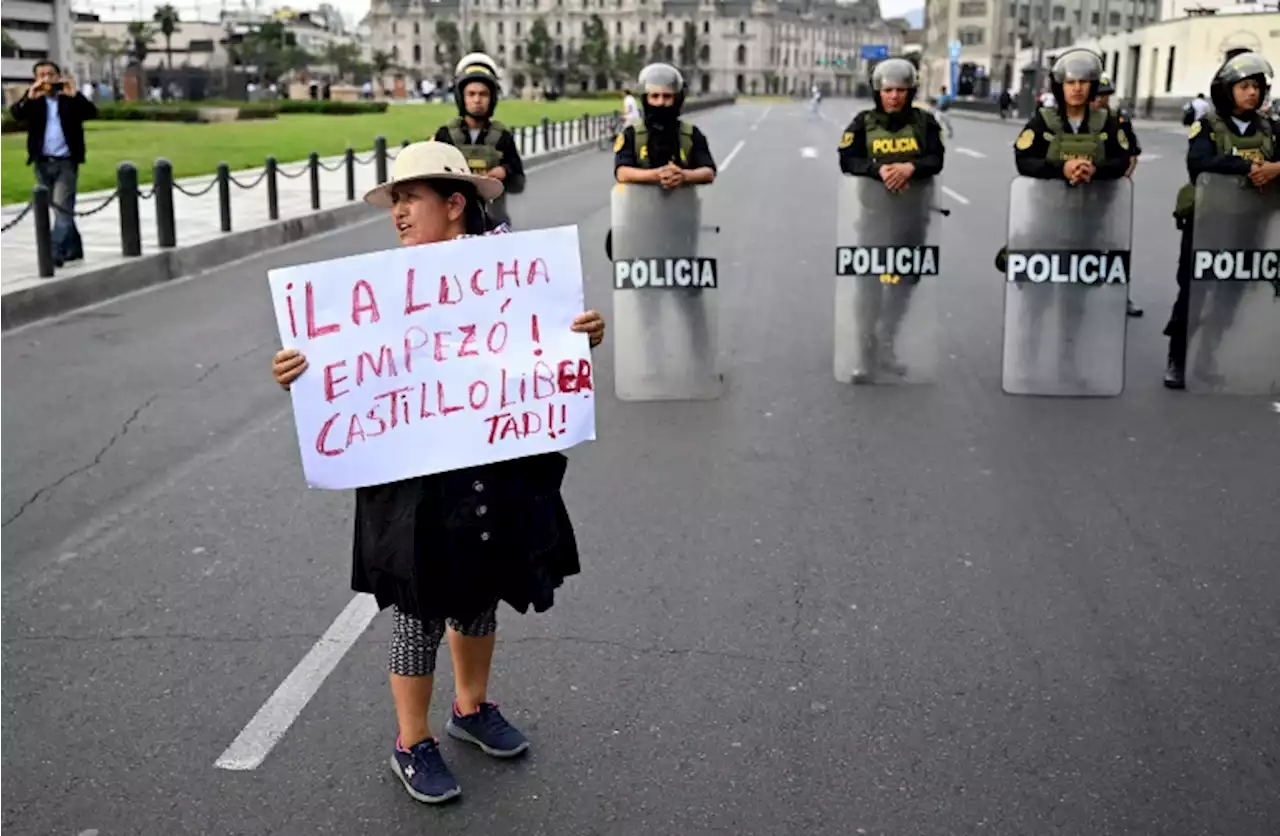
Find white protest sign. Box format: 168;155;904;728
267;225;597;490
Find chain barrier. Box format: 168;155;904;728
318;158;346;173
229;170;269;190
353;152;376;165
277;164;309;179
174;178;220;198
51;189;119;217
1;202;33;233
137;186;156;200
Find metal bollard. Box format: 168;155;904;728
309;152;320;211
518;124;526;157
32;184;53;277
217;162;231;232
266;157;279;221
117;162;142;257
154;158;176;248
344;147;355;202
375;136;388;184
559;120;566;147
582;112;589;141
542;116;551;151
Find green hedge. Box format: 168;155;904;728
97;103;203;122
1;114;19;134
236;103;280;121
273;99;389;115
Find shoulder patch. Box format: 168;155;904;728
1189;120;1202;139
1117;130;1129;150
614;132;625;152
839;131;854;149
1015;129;1035;150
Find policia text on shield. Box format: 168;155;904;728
432;53;526;228
1164;51;1280;396
610;63;722;402
998;49;1136;398
834;57;946;386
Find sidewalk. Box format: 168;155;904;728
0;122;582;301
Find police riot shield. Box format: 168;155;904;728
834;177;941;385
1186;172;1280;395
1001;177;1133;397
611;184;722;401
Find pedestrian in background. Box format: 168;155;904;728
9;60;97;269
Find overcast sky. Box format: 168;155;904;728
77;0;923;27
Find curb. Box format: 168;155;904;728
1;96;736;332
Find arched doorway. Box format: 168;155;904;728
735;73;744;93
700;74;710;93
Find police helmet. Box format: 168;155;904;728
870;58;918;110
1096;74;1115;96
454;52;501;119
1210;51;1273;116
638;62;687;111
1049;49;1103;103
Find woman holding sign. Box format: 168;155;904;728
271;142;604;806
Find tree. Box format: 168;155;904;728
525;17;553;83
614;43;642;84
152;4;180;69
678;21;698;78
237;21;311;84
468;22;485;54
580;14;610;79
434;20;461;73
650;36;666;68
125;21;154;65
76;33;125;83
1;29;18;56
323;42;363;81
371;49;394;93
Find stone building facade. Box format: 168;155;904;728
362;0;905;96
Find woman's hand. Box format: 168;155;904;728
273;348;309;390
571;310;605;348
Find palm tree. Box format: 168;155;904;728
372;49;394;94
125;21;155;66
152;5;181;69
76;33;125;85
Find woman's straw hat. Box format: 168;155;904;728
363;141;504;207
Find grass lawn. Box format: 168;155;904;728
1;99;621;205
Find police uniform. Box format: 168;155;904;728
1012;105;1130;180
837;57;944;382
1090;76;1145;317
433;53;525;226
1164;58;1278;388
612;120;717;174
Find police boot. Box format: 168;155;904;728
852;338;878;385
1163;341;1185;390
1127;298;1144;317
877;338;908;377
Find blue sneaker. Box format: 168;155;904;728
389;736;462;804
446;700;530;758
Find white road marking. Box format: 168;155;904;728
955;147;987;158
800;146;818;158
942;186;971;205
1140;153;1161;161
721;139;746;172
749;105;773;132
214;594;379;771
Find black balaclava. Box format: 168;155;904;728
1049;49;1102;116
638;62;686;164
1209;51;1272;118
870;58;918;128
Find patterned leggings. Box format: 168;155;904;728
388;604;498;677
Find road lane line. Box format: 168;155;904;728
214;594;379;771
800;146;818;158
942;186;971;205
1141;153;1162;161
956;147;986;158
721;139;746;172
749;105;773;131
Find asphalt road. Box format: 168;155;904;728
3;101;1278;836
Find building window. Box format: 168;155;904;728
556;20;562;33
699;43;710;62
516;21;522;34
736;44;746;64
554;44;564;60
498;21;504;34
959;27;984;46
667;20;673;34
1165;46;1175;93
1052;5;1065;21
640;21;646;34
616;21;621;34
703;20;709;34
959;0;985;15
738;20;745;34
1108;11;1120;26
413;44;421;61
391;22;397;34
414;22;420;34
515;44;524;60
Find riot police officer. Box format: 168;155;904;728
1093;73;1144;317
836;57;945;383
1164;51;1279;389
432;52;524;227
614;63;717;187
